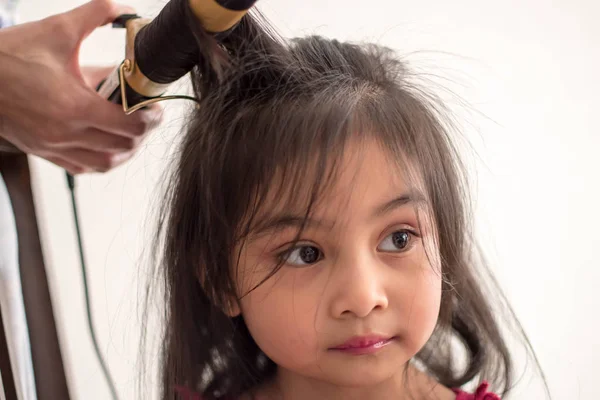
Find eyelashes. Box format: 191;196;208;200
276;228;421;268
280;245;323;266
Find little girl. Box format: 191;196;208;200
142;9;541;400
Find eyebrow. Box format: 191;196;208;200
247;192;425;240
247;215;331;240
371;192;425;218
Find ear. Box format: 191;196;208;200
223;297;241;318
195;266;242;317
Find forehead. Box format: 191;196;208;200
248;138;427;231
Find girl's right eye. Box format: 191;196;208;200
279;245;323;267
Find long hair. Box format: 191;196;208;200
140;8;543;400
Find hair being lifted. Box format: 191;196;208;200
138;5;546;400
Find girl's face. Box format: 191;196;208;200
233;138;442;391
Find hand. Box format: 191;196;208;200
0;0;163;174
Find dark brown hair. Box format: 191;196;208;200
140;9;545;400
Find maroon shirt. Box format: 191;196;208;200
175;381;500;399
453;382;501;400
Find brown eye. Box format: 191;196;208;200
281;245;322;267
378;230;415;252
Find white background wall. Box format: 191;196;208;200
13;0;599;399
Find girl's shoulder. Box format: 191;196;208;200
452;381;501;400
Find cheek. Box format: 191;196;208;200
398;260;442;354
239;269;322;368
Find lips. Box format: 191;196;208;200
330;335;395;355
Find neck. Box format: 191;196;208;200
256;363;453;400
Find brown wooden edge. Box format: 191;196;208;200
0;302;18;400
0;152;71;400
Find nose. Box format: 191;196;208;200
328;252;389;319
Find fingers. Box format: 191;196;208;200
87;100;164;138
40;102;162;173
45;124;151;172
65;128;141;152
44;155;90;175
57;148;132;173
45;135;138;173
66;0;136;39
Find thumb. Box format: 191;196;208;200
66;0;136;39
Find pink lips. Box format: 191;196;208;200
330;335;395;355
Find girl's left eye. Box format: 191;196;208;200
377;230;418;253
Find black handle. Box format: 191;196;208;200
134;0;198;84
134;0;257;85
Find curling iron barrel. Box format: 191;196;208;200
97;0;258;114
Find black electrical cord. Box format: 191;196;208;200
66;172;120;400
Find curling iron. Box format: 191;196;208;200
98;0;258;114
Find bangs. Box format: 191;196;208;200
227;87;437;250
